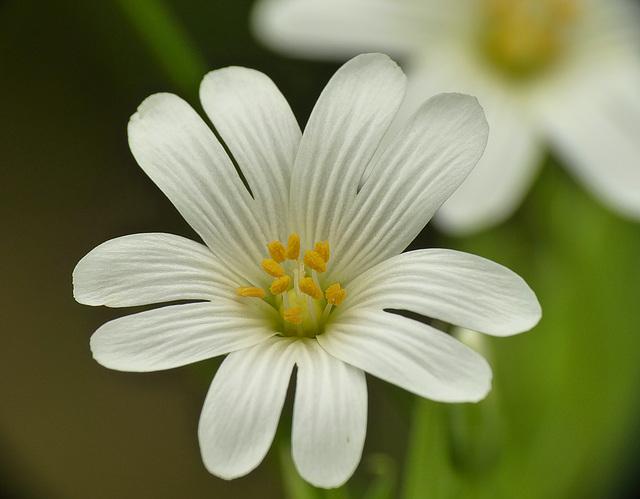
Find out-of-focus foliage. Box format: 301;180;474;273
406;162;640;498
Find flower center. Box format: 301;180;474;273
236;233;346;338
480;0;579;79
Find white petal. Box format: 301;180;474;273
200;67;301;240
543;71;640;219
339;249;541;336
90;302;277;372
291;340;367;488
328;93;489;284
291;53;406;251
73;233;241;307
198;337;299;479
252;0;419;59
319;311;492;403
128;93;271;286
435;92;544;234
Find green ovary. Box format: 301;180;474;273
280;288;326;338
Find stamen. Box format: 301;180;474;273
311;269;320;287
261;259;285;278
285;233;300;260
237;286;266;298
270;275;291;295
284;307;302;325
303;250;326;273
293;266;302;296
320;303;333;324
306;296;318;329
313;241;330;262
299;277;322;300
266;240;286;263
326;283;346;306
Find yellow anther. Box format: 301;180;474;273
237;286;266;298
285;233;300;260
270;275;291;295
284;307;302;325
261;259;285;278
267;240;286;263
299;277;322;300
304;250;326;273
326;283;346;306
313;241;330;263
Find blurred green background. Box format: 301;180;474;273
1;0;640;497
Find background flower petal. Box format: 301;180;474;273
198;338;298;479
435;92;544;234
90;302;277;372
327;93;489;284
338;249;541;336
291;339;367;489
73;233;242;307
128;92;271;286
319;311;492;403
543;70;640;220
200;67;301;240
290;53;406;251
252;0;419;59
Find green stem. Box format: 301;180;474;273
403;399;459;498
113;0;208;97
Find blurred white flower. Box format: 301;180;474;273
73;54;540;488
253;0;640;233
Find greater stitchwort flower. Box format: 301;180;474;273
73;54;541;488
253;0;640;233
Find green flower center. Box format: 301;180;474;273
236;233;346;338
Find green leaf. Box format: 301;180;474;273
446;161;640;497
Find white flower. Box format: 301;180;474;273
73;54;541;488
252;0;640;234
